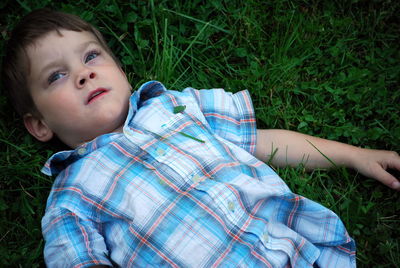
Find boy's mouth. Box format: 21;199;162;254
87;88;109;104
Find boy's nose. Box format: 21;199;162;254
77;71;96;87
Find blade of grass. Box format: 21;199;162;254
0;138;31;157
171;22;210;71
163;8;230;34
306;139;338;168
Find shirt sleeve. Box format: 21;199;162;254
42;207;112;268
183;88;257;154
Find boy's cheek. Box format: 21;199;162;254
118;67;127;78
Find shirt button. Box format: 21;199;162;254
156;148;166;156
192;174;202;183
159;178;167;186
263;232;269;243
77;148;87;156
198;208;208;218
228;201;235;212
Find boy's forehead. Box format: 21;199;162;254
30;30;99;51
27;30;100;75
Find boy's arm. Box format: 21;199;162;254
255;129;400;190
43;207;113;267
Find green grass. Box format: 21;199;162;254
1;0;399;267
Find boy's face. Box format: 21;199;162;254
25;30;132;148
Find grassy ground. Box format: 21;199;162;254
1;0;399;267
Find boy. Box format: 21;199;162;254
2;8;399;267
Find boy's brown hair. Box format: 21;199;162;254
2;8;119;118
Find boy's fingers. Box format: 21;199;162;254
389;179;400;191
386;154;400;190
387;152;400;172
374;166;400;191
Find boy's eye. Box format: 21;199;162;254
48;72;65;84
85;50;100;63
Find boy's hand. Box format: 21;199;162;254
351;149;400;191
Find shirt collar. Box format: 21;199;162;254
125;80;167;127
42;80;167;176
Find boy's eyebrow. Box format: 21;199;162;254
38;40;100;76
74;40;100;54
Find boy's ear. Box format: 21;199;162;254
23;113;53;142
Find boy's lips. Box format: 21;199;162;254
87;88;109;104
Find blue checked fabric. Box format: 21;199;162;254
41;81;356;267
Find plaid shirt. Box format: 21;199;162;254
42;81;355;267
